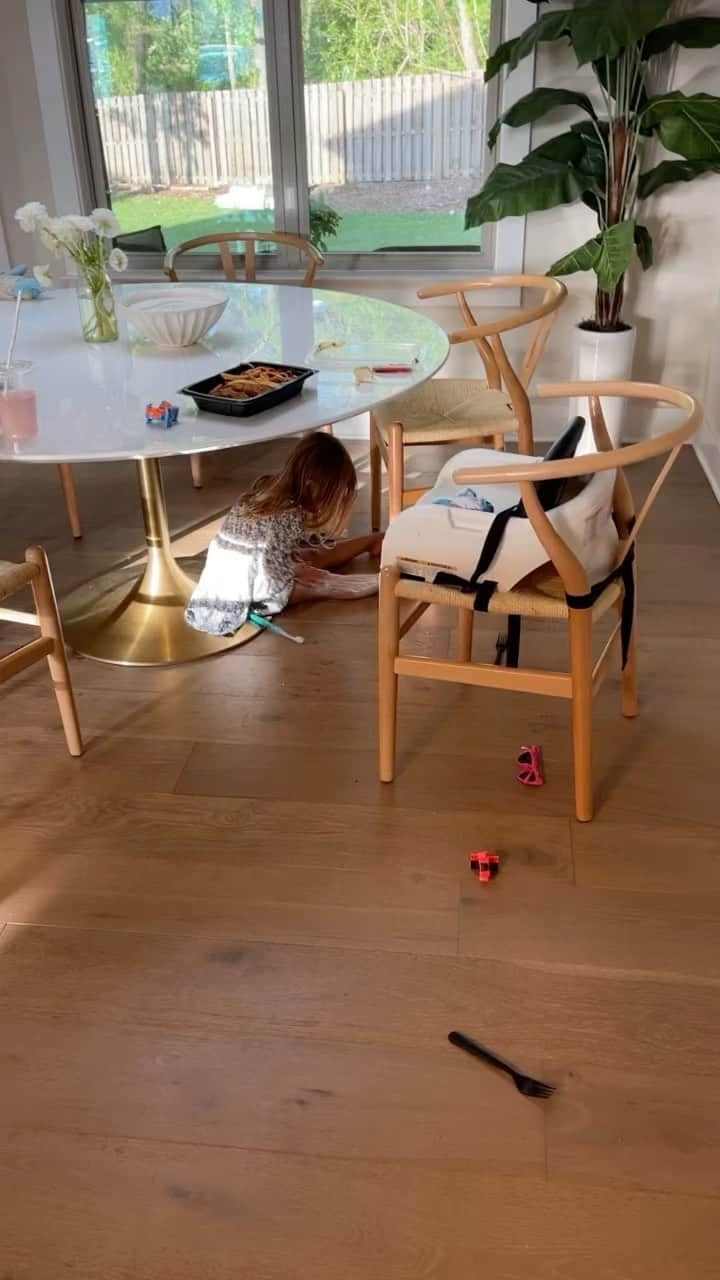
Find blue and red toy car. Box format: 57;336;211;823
145;400;179;428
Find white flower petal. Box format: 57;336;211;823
33;264;53;288
39;224;61;251
53;217;81;246
64;214;95;235
14;201;49;233
91;207;120;237
108;247;128;272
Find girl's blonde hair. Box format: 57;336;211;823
239;431;357;533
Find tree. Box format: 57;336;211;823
85;0;492;95
302;0;491;82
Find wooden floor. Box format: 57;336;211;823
1;441;719;1277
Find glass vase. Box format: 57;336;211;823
76;268;118;343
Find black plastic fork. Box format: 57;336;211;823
448;1030;555;1099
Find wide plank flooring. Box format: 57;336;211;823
1;439;719;1277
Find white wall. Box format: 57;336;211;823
0;0;54;267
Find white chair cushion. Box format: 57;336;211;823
381;447;620;593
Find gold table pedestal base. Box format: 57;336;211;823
60;458;258;666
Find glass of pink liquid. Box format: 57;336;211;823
0;361;37;440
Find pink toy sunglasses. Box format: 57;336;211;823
516;744;544;787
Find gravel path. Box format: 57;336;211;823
312;177;477;213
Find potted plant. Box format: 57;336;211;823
465;0;720;433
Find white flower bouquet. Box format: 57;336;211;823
15;203;128;343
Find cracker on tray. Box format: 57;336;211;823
210;364;294;399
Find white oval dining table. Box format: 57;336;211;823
0;282;449;665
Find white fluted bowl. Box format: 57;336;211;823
120;287;228;347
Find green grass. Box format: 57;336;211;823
113;192;481;254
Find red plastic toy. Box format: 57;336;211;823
469;850;500;882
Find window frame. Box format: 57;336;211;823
36;0;533;281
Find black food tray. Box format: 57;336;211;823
180;361;315;418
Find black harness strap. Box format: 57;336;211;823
430;414;589;616
432;514;635;668
467;505;517;588
565;545;635;668
434;503;517;611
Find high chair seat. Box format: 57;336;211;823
380;445;620;594
377;380;702;823
372;382;516;444
395;566;622;624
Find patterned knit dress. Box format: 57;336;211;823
185;504;306;637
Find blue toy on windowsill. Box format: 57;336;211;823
0;264;49;301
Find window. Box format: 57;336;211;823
67;0;515;271
301;0;492;256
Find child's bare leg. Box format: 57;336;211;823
296;532;382;571
291;563;378;603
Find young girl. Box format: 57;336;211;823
185;432;381;637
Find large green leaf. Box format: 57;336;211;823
570;120;608;182
595;221;636;291
643;17;720;60
642;92;720;159
638;157;720;198
488;88;596;149
634;224;653;271
529;131;605;224
581;190;604;220
485;10;572;82
548;222;637;287
531;127;606;191
569;0;672;65
548;236;601;279
465;158;587;228
529;132;586;165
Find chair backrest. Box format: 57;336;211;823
164;230;324;286
452;380;701;597
416;275;567;454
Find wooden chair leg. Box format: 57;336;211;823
387;422;404;521
492;432;506;451
370;416;382;533
378;566;400;782
25;546;83;757
57;464;82;539
189;453;204;489
568;608;593;822
457;607;473;661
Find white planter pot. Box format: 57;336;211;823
573;323;636;452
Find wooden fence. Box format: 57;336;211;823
96;72;486;191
